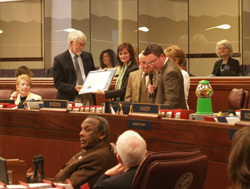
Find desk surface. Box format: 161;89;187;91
0;109;243;188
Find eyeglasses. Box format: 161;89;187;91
146;56;159;65
75;42;85;47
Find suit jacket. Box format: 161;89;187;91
212;57;240;76
14;92;42;105
125;69;157;103
53;142;115;189
93;165;139;189
154;59;187;109
53;50;96;101
105;64;138;101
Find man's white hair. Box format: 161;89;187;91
68;30;86;45
116;130;146;166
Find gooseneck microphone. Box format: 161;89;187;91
149;73;154;98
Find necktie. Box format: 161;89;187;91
74;56;84;85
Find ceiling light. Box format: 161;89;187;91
138;27;149;32
0;0;23;2
0;30;3;34
206;24;231;31
54;28;76;33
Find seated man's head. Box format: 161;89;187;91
228;126;250;188
116;130;147;168
79;115;109;150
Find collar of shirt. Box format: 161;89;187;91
68;49;77;61
163;57;168;67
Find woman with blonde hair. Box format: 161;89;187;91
164;45;190;109
228;126;250;189
10;74;42;106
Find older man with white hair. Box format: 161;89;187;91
93;130;147;189
53;30;96;105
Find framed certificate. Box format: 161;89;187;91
79;68;116;94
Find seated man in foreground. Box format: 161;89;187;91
53;115;116;189
93;130;147;189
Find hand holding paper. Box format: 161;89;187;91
79;68;116;94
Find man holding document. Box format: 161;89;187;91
53;30;96;105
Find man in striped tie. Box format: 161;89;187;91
53;30;96;105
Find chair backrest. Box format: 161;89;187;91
228;88;249;110
0;157;9;185
6;159;27;184
243;90;249;109
131;149;208;189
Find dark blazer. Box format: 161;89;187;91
154;58;187;109
105;64;138;101
53;50;96;101
212;57;240;76
93;165;139;189
53;142;115;189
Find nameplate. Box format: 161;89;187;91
240;109;250;121
132;103;158;114
43;100;68;109
127;119;152;130
229;128;238;140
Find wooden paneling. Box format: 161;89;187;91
1;77;250;112
0;109;244;188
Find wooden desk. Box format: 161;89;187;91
1;77;250;112
0;109;243;188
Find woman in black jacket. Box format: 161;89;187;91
212;39;240;76
95;42;138;101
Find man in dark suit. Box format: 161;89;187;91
93;130;147;189
53;30;96;105
144;44;187;109
53;115;115;189
125;53;157;103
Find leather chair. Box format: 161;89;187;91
228;88;249;110
0;89;14;99
131;149;208;189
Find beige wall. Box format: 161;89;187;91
0;0;248;77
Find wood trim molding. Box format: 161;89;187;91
0;57;43;61
187;53;241;58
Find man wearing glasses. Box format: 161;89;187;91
143;44;187;109
53;30;96;105
125;52;157;103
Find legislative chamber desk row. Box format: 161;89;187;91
0;109;247;189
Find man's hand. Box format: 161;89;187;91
105;163;126;177
75;85;83;92
148;84;155;94
93;89;105;95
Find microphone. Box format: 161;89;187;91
149;73;154;98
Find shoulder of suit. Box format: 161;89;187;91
54;50;71;61
130;69;141;75
30;93;42;99
229;57;239;64
81;51;92;57
215;59;222;64
129;64;139;71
